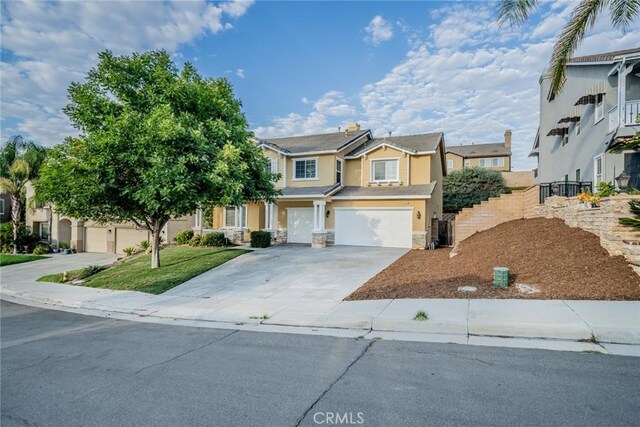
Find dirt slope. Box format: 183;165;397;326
347;218;640;300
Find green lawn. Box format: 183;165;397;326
0;254;49;266
37;247;249;294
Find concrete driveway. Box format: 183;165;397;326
165;245;408;301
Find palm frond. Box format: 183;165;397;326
609;0;640;31
549;0;606;94
497;0;540;27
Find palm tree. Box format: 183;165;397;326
0;136;47;254
498;0;640;94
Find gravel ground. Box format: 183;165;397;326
347;218;640;301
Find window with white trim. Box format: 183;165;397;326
446;159;454;169
336;159;343;184
224;206;247;228
464;159;470;167
293;158;317;180
371;159;399;181
594;94;604;123
479;157;505;167
492;157;505;167
594;155;603;184
269;158;278;174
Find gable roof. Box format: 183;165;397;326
346;132;443;157
446;143;510;159
256;130;370;154
331;183;436;200
567;48;640;64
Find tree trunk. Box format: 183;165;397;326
11;194;21;255
149;219;168;269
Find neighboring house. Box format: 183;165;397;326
531;48;640;197
198;124;446;249
25;183;195;253
445;130;512;172
0;191;10;222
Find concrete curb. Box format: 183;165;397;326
2;289;638;356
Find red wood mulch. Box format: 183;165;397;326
346;218;640;301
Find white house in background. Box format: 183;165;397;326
531;48;640;197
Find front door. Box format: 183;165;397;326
287;208;314;244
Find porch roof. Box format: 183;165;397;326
331;183;436;200
278;183;341;198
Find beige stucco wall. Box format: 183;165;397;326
502;171;534;188
446;153;465;172
409;155;431;185
361;146;408;186
261;148;285;188
343;159;361;186
286;154;336;188
446;153;511;172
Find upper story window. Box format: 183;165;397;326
464;159;470;167
575;120;581;136
269;158;278;174
371;159;399;182
561;134;569;147
224;206;247;228
479;157;505;167
446;159;454;169
594;94;604;123
293;158;317;180
336;159;343;184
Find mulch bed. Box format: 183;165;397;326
346;218;640;301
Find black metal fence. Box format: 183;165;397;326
539;181;592;204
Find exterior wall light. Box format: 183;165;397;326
326;210;330;218
416;211;421;219
616;171;630;190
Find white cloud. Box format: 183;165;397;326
254;91;356;137
254;2;640;170
301;97;309;104
364;15;393;46
235;69;245;79
0;0;253;146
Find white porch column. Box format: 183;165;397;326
195;208;203;229
313;200;326;231
264;202;276;230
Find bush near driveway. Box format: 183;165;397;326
173;229;194;245
0;254;48;266
200;232;226;247
250;231;271;248
37;247;248;294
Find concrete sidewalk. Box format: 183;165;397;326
1;254;638;356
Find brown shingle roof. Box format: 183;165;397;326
347;132;443;157
568;48;640;64
446;143;510;158
332;183;436;199
257;130;370;154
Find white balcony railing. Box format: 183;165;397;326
625;99;640;126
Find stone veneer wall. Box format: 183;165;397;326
534;195;640;268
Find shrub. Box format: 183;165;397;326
138;240;150;251
200;232;226;247
173;229;194;245
122;247;137;256
33;244;49;255
0;225;41;253
595;181;619;198
59;242;70;250
443;167;507;213
250;230;271;248
188;234;202;246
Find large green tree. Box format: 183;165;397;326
443;167;507;213
498;0;640;94
0;136;47;254
37;50;279;268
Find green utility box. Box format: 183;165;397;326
493;267;509;288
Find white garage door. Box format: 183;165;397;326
287;208;314;244
115;228;149;254
335;208;412;248
84;227;108;253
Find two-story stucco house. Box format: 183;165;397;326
25;182;195;253
531;48;640;197
445;130;512;172
200;124;446;249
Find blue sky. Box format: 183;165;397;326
1;1;639;170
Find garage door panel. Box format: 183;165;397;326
287;208;313;244
335;208;412;248
84;227;108;253
115;228;149;254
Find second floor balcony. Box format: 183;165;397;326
609;99;640;133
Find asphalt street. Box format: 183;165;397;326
1;300;638;427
